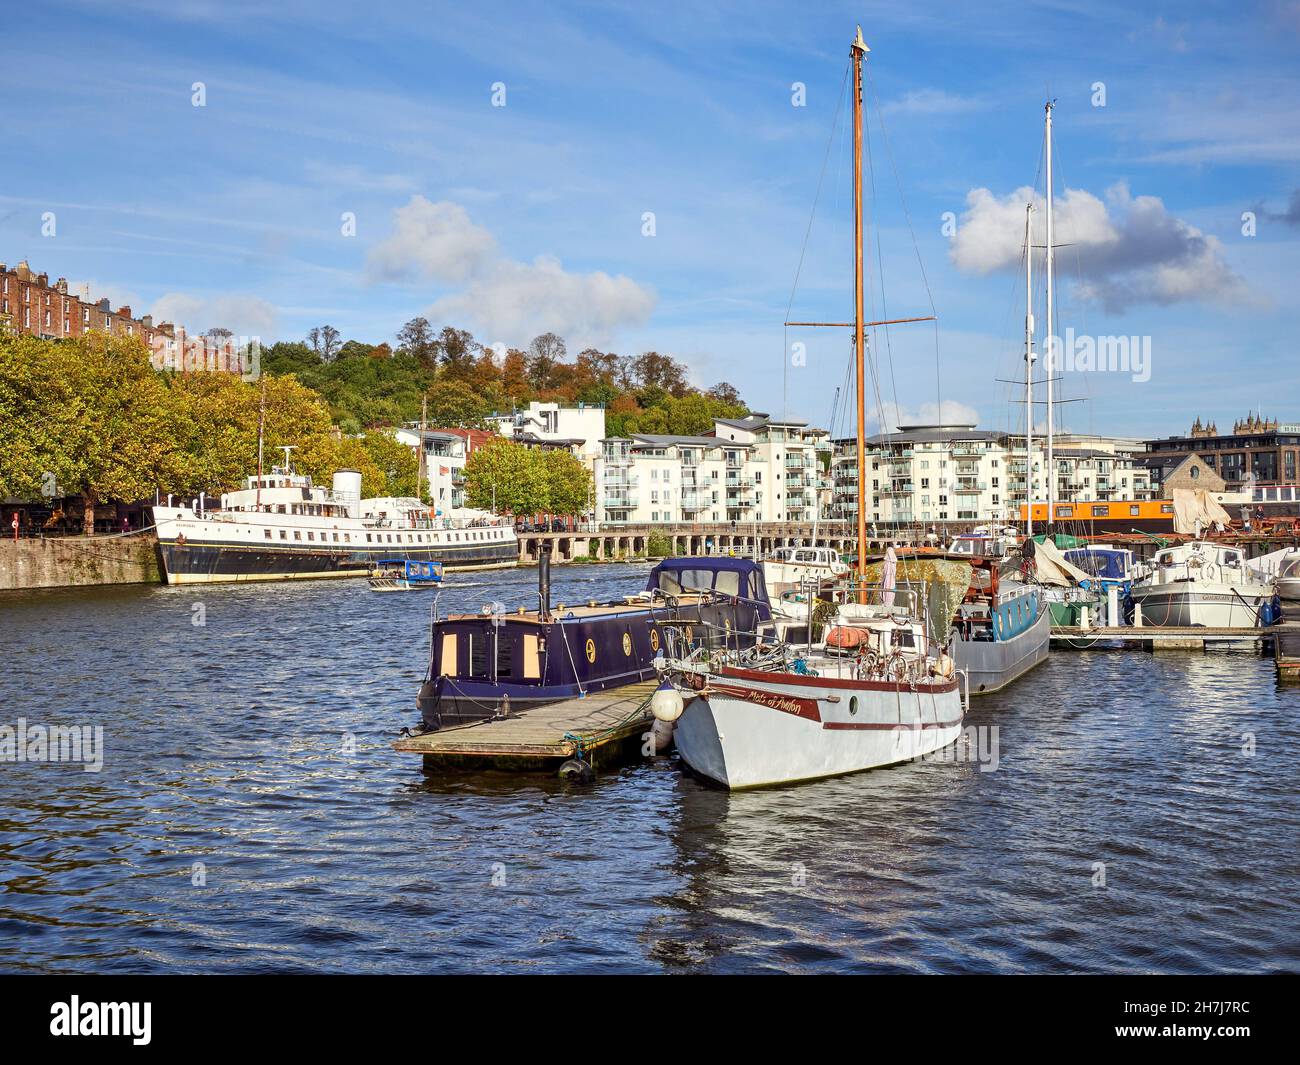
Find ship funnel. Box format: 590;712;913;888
538;547;552;620
332;469;362;517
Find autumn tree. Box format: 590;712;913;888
527;332;567;390
396;317;436;365
0;333;178;534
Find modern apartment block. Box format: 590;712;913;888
829;423;1152;527
490;400;606;467
594;413;831;525
0;258;247;373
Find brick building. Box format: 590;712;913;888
0;258;246;374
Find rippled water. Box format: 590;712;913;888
1;564;1296;973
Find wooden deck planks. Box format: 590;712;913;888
392;680;658;762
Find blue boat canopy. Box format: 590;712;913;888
1063;548;1130;580
377;559;443;580
645;557;770;619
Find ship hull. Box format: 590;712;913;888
952;607;1051;695
1130;583;1269;628
674;667;964;789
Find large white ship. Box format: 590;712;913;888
151;456;517;585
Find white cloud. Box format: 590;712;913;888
867;399;981;433
949;183;1254;312
364;196;496;284
431;256;655;348
150;292;279;338
367;196;657;346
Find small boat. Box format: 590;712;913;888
1263;549;1300;602
666;585;967;790
369;558;443;591
414;554;773;730
1131;541;1275;627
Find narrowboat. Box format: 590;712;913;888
414;555;772;730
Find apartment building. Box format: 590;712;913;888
490;401;606;467
392;426;496;513
829;423;1151;527
0;258;246;373
594;413;831;525
1142;414;1300;491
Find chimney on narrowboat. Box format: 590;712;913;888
538;548;552;620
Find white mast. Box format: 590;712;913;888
1024;202;1035;538
1044;101;1056;529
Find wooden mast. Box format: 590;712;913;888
852;26;868;601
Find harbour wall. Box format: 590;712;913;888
0;533;161;591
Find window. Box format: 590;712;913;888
279;530;288;540
293;531;302;540
264;529;272;539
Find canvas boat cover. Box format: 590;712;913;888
1034;537;1094;587
1172;488;1232;535
860;557;973;645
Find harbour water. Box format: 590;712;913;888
1;564;1296;974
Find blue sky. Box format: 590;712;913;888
2;0;1298;438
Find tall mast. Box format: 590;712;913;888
418;392;428;504
1024;202;1034;538
1044;101;1056;529
852;26;868;600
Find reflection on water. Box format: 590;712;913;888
0;567;1296;973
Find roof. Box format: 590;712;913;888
834;427;1006;446
715;412;811;431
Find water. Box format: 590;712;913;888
1;564;1296;973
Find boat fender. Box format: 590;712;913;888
651;681;685;722
558;757;596;784
648;718;675;754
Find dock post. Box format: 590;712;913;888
1133;603;1143;628
1080;604;1090;630
1108;585;1120;627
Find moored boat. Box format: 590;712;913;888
415;555;773;731
368;558;443;591
1131;541;1274;627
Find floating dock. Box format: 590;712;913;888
1050;625;1276;651
392;680;658;771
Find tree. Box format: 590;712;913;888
707;381;744;407
436;326;480;377
542;448;592;516
396;317;436;365
462;439;549;515
0;333;178;534
307;325;342;362
632;351;690;397
205;326;233;340
527;332;567;389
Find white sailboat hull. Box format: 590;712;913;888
1130;582;1270;628
674;667;964;789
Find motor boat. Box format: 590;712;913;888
1130;541;1275;627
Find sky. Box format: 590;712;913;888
2;0;1298;439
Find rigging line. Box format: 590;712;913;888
864;96;900;446
783;60;851;424
866;62;941;414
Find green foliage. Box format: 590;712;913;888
646;533;673;557
462;439;591;516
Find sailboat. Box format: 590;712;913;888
662;28;967;789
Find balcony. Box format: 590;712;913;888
881;482;914;495
603;494;638;510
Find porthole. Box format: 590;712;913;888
849;696;859;716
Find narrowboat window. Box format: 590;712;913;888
439;633;457;676
468;634;487;677
1057;506;1073;517
1093;505;1110;517
496;633;514;677
522;634;541;679
1130;505;1140;516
